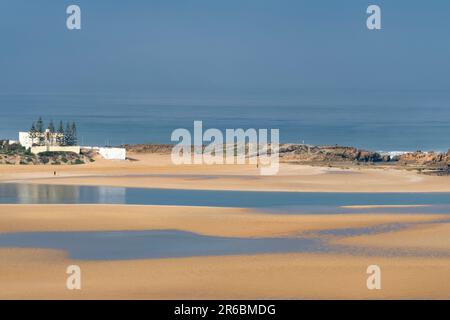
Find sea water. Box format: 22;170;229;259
1;91;450;151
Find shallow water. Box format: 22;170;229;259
1;183;449;260
1;183;450;214
1;222;448;260
0;230;325;260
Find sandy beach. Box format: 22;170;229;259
1;153;450;299
0;204;446;237
335;222;450;253
0;203;449;299
3;0;450;302
1;249;449;300
1;153;450;193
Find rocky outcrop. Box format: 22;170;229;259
394;150;450;173
395;150;449;165
121;143;450;175
123;144;174;154
278;144;450;173
279;144;387;163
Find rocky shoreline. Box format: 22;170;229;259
2;140;449;175
124;143;450;175
278;144;450;175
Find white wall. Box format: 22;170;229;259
31;146;81;154
99;147;126;160
19;132;32;149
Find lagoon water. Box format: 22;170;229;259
1;224;448;260
0;230;325;260
2;183;450;260
2;91;450;261
1;183;450;214
1;92;450;151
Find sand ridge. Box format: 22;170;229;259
1;153;450;192
0;204;447;238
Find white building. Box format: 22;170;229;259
19;130;79;154
19;131;126;159
19;130;63;149
98;147;127;160
19;132;33;149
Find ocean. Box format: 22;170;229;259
1;91;450;152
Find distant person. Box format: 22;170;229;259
53;171;56;176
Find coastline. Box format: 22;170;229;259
3;0;450;302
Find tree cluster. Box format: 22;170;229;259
29;117;78;146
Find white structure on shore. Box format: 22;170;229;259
19;131;126;160
30;145;81;154
98;147;127;160
19;132;34;149
19;130;64;149
19;130;80;154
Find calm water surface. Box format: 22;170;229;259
1;93;450;151
1;183;449;260
1;183;450;214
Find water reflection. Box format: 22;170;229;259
0;184;125;204
1;183;450;214
15;184;80;204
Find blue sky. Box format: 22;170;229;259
1;0;449;96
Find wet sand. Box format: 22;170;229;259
0;204;446;238
340;205;432;209
335;222;450;253
1;154;450;299
0;204;449;298
1;248;449;299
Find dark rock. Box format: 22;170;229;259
279;144;386;163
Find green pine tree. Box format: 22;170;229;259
71;122;78;146
29;122;36;134
48;120;55;133
29;122;37;145
65;122;73;146
57;121;65;146
35;117;44;145
35;117;44;133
